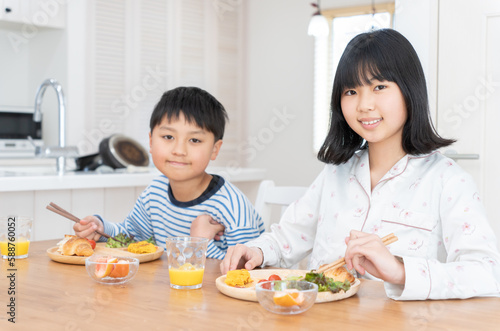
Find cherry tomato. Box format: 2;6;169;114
86;239;96;250
258;279;267;283
268;274;281;281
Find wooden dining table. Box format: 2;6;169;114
1;240;499;330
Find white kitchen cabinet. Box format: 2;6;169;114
0;0;65;28
0;0;27;23
28;0;66;28
0;187;140;241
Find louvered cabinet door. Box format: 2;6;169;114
84;0;129;154
81;0;244;165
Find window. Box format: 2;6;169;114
312;3;394;152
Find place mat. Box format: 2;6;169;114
46;243;164;265
215;269;360;303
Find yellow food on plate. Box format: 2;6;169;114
225;269;252;287
127;241;156;254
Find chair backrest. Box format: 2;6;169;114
254;180;308;231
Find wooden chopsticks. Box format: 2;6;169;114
316;233;398;274
46;202;111;240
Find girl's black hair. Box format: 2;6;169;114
150;86;228;141
318;29;455;164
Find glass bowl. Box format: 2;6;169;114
255;280;318;315
85;255;139;285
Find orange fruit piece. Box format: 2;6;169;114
109;260;130;278
95;257;118;278
273;290;304;307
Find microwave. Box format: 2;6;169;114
0;106;42;158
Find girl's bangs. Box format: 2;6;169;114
337;48;396;90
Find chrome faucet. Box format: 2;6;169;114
33;79;77;174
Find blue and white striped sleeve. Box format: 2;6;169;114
204;184;264;259
99;189;154;242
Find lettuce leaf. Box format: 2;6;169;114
304;272;351;293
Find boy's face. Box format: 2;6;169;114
149;112;222;184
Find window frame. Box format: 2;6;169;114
312;3;395;152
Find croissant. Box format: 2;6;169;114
61;237;94;257
323;266;355;284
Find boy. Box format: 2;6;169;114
74;87;264;259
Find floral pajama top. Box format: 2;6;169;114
246;149;500;300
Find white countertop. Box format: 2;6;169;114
0;165;267;192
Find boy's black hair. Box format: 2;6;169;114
150;86;228;141
318;29;455;165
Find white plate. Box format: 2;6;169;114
216;269;360;303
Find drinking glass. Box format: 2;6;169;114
166;237;208;289
0;216;33;259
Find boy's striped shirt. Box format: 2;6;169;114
100;174;264;259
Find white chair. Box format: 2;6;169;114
254;180;308;232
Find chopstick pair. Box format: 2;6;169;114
46;202;127;244
316;233;398;274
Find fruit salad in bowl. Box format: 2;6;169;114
255;280;318;315
85;255;139;285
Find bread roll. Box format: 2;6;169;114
324;266;355;284
56;234;75;253
61;237;94;257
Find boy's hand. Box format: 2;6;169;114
190;214;225;241
220;244;263;275
73;216;104;242
344;230;405;285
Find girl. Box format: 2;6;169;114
221;29;500;300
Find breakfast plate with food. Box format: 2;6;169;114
216;266;360;303
46;234;164;265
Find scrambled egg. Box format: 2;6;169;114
224;269;252;287
127;241;156;254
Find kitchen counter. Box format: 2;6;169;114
0;165;266;192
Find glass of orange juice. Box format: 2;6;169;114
166;237;208;290
1;216;33;259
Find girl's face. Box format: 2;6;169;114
340;78;407;151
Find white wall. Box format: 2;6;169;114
244;0;324;186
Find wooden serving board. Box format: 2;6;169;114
46;243;164;265
215;269;360;303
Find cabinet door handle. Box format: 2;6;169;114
5;7;12;13
443;153;480;160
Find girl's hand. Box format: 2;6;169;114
220;244;263;274
344;230;405;285
190;214;225;240
73;216;104;241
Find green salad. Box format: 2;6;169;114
303;272;351;293
105;233;156;248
